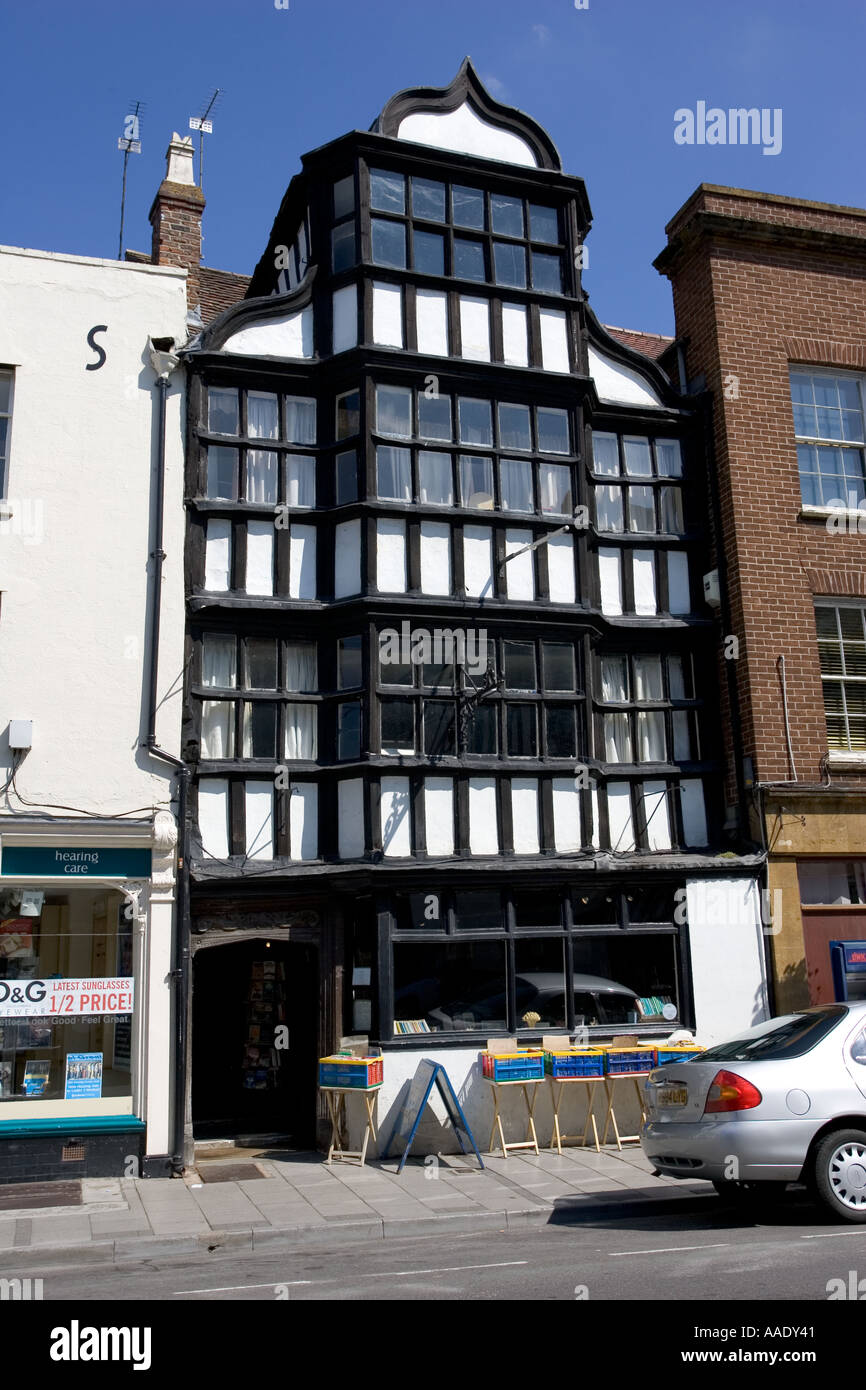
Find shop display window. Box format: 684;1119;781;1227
0;887;134;1106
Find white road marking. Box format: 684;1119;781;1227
801;1229;866;1239
609;1243;729;1257
175;1280;314;1294
173;1259;528;1296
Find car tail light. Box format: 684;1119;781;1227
703;1069;762;1114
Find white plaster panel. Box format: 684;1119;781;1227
511;778;540;854
468;778;499;854
290;782;318;861
332;284;358;354
501;303;529;367
680;779;708;847
381;777;412;857
641;780;672;851
289;524;316;599
420;520;451;594
552;779;581;853
198;779;229;859
245;519;274;596
504;529;534;600
463;525;493;598
416;288;449;356
598;547;623;615
335;518;362;598
224;307;313;358
459;297;491;361
424;778;455;857
338;780;365;859
547;532;576;603
372;282;403;347
588;344;664;408
607;781;635;851
633;551;657;615
376;518;407;592
245;780;274;859
396;102;539;167
667;550;691;614
539;308;570;373
205;519;231;592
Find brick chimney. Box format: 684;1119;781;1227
149;133;204;314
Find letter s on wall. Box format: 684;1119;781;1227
86;325;108;370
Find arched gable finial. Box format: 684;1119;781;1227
374;58;561;171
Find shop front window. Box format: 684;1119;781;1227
393;941;507;1033
0;888;134;1106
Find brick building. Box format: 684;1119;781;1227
656;184;866;1013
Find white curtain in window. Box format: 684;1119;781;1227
246;450;279;504
501;458;533;512
601;656;628;703
285;397;316;444
539;463;570;516
201;701;233;758
632;551;657;615
287;455;315;508
634;656;664;701
596;484;623;531
286;643;317;692
202;636;236;688
285;705;317;760
604;712;632;762
637;711;666;762
247;393;279;440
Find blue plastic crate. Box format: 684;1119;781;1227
654;1046;704;1066
545;1050;605;1079
605;1048;653;1075
481;1053;545;1082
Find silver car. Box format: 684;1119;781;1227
641;1002;866;1222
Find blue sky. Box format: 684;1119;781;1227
1;0;863;334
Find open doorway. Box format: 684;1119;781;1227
191;938;318;1147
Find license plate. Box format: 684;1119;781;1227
658;1085;688;1107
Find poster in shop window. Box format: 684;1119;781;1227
112;902;133;1072
65;1052;103;1100
0;977;134;1019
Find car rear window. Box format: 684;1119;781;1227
698;1008;848;1063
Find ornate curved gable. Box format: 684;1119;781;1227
585;305;679;410
192;269;317;359
374;58;561;171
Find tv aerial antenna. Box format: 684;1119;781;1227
189;89;222;193
117;99;145;260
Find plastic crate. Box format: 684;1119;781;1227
481;1051;545;1082
544;1049;606;1079
654;1045;705;1066
318;1056;383;1089
604;1047;653;1075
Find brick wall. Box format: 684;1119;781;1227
149;180;205;312
657;185;866;790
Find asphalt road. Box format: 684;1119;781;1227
17;1191;866;1302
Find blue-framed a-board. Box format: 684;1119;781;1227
382;1058;484;1174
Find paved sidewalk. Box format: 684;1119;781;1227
0;1145;715;1268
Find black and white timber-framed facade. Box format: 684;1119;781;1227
179;61;766;1148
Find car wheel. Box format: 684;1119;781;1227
813;1130;866;1224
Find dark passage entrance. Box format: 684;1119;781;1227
192;939;318;1146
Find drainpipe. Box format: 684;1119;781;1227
144;338;190;1177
